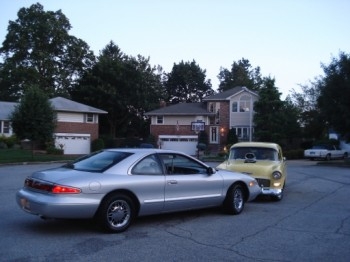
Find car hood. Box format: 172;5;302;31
217;160;280;178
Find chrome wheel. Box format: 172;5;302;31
233;187;244;211
107;199;131;229
96;194;135;233
224;184;245;215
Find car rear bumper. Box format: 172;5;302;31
16;189;100;219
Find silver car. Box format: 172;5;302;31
16;149;261;233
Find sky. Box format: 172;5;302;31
1;0;350;99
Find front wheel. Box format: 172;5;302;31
223;184;245;215
96;194;135;233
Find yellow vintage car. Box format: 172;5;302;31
217;142;287;201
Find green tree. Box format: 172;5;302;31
218;58;262;92
290;83;325;141
226;128;238;146
165;60;214;103
71;41;163;138
317;52;350;139
10;86;56;147
0;3;95;101
253;77;285;142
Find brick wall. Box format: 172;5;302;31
55;122;99;141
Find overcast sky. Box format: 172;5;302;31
1;0;349;98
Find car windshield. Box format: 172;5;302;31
229;147;279;161
64;151;133;172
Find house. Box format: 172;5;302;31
145;86;259;155
0;97;107;155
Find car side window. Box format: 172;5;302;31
132;155;163;175
158;153;208;175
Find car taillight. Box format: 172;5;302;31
51;185;81;194
24;178;81;194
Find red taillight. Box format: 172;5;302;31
51;185;81;194
25;178;81;194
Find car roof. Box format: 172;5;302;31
103;148;187;155
231;142;281;150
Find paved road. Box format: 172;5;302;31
0;161;349;261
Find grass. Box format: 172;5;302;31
0;148;79;164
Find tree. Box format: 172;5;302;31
317;52;350;140
0;3;95;101
290;83;325;141
253;77;286;142
218;58;262;92
71;41;163;138
165;60;214;103
10;86;56;148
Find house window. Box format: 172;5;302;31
86;113;94;123
2;121;10;134
233;127;253;141
210;126;219;144
239;95;251;112
232;102;238;112
209;103;215;112
156;116;164;124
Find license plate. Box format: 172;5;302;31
20;198;30;210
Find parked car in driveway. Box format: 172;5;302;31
16;149;261;233
217;142;287;201
304;144;348;161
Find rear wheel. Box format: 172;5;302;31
96;194;135;233
223;184;245;215
325;154;331;161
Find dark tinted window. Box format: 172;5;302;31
64;151;132;172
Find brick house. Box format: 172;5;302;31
0;97;107;154
145;86;259;155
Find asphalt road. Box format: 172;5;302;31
0;160;349;262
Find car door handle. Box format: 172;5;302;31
167;180;178;185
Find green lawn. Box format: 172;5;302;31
0;149;78;164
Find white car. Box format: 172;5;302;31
16;149;261;233
304;145;348;161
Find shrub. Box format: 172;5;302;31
91;138;105;152
46;147;63;155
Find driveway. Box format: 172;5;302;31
0;160;349;261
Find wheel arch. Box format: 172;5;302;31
95;189;141;217
226;181;249;202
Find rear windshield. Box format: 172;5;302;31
64;151;132;172
229;147;279;161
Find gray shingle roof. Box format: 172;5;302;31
0;97;107;120
145;102;214;116
203;86;244;101
50;97;107;114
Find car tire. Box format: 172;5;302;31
344;152;348;159
223;184;245;215
96;193;135;233
325;154;331;161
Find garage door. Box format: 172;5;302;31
159;135;197;156
54;133;90;155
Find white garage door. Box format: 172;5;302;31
159;135;197;156
54;133;90;155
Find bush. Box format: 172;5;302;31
91;138;105;152
284;149;304;160
46;147;64;155
0;135;18;148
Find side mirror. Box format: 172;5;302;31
207;167;216;175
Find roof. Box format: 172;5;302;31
0;97;107;120
203;86;258;101
145;102;214;116
231;142;282;150
0;101;17;120
50;97;107;114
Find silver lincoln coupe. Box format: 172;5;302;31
16;149;261;233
